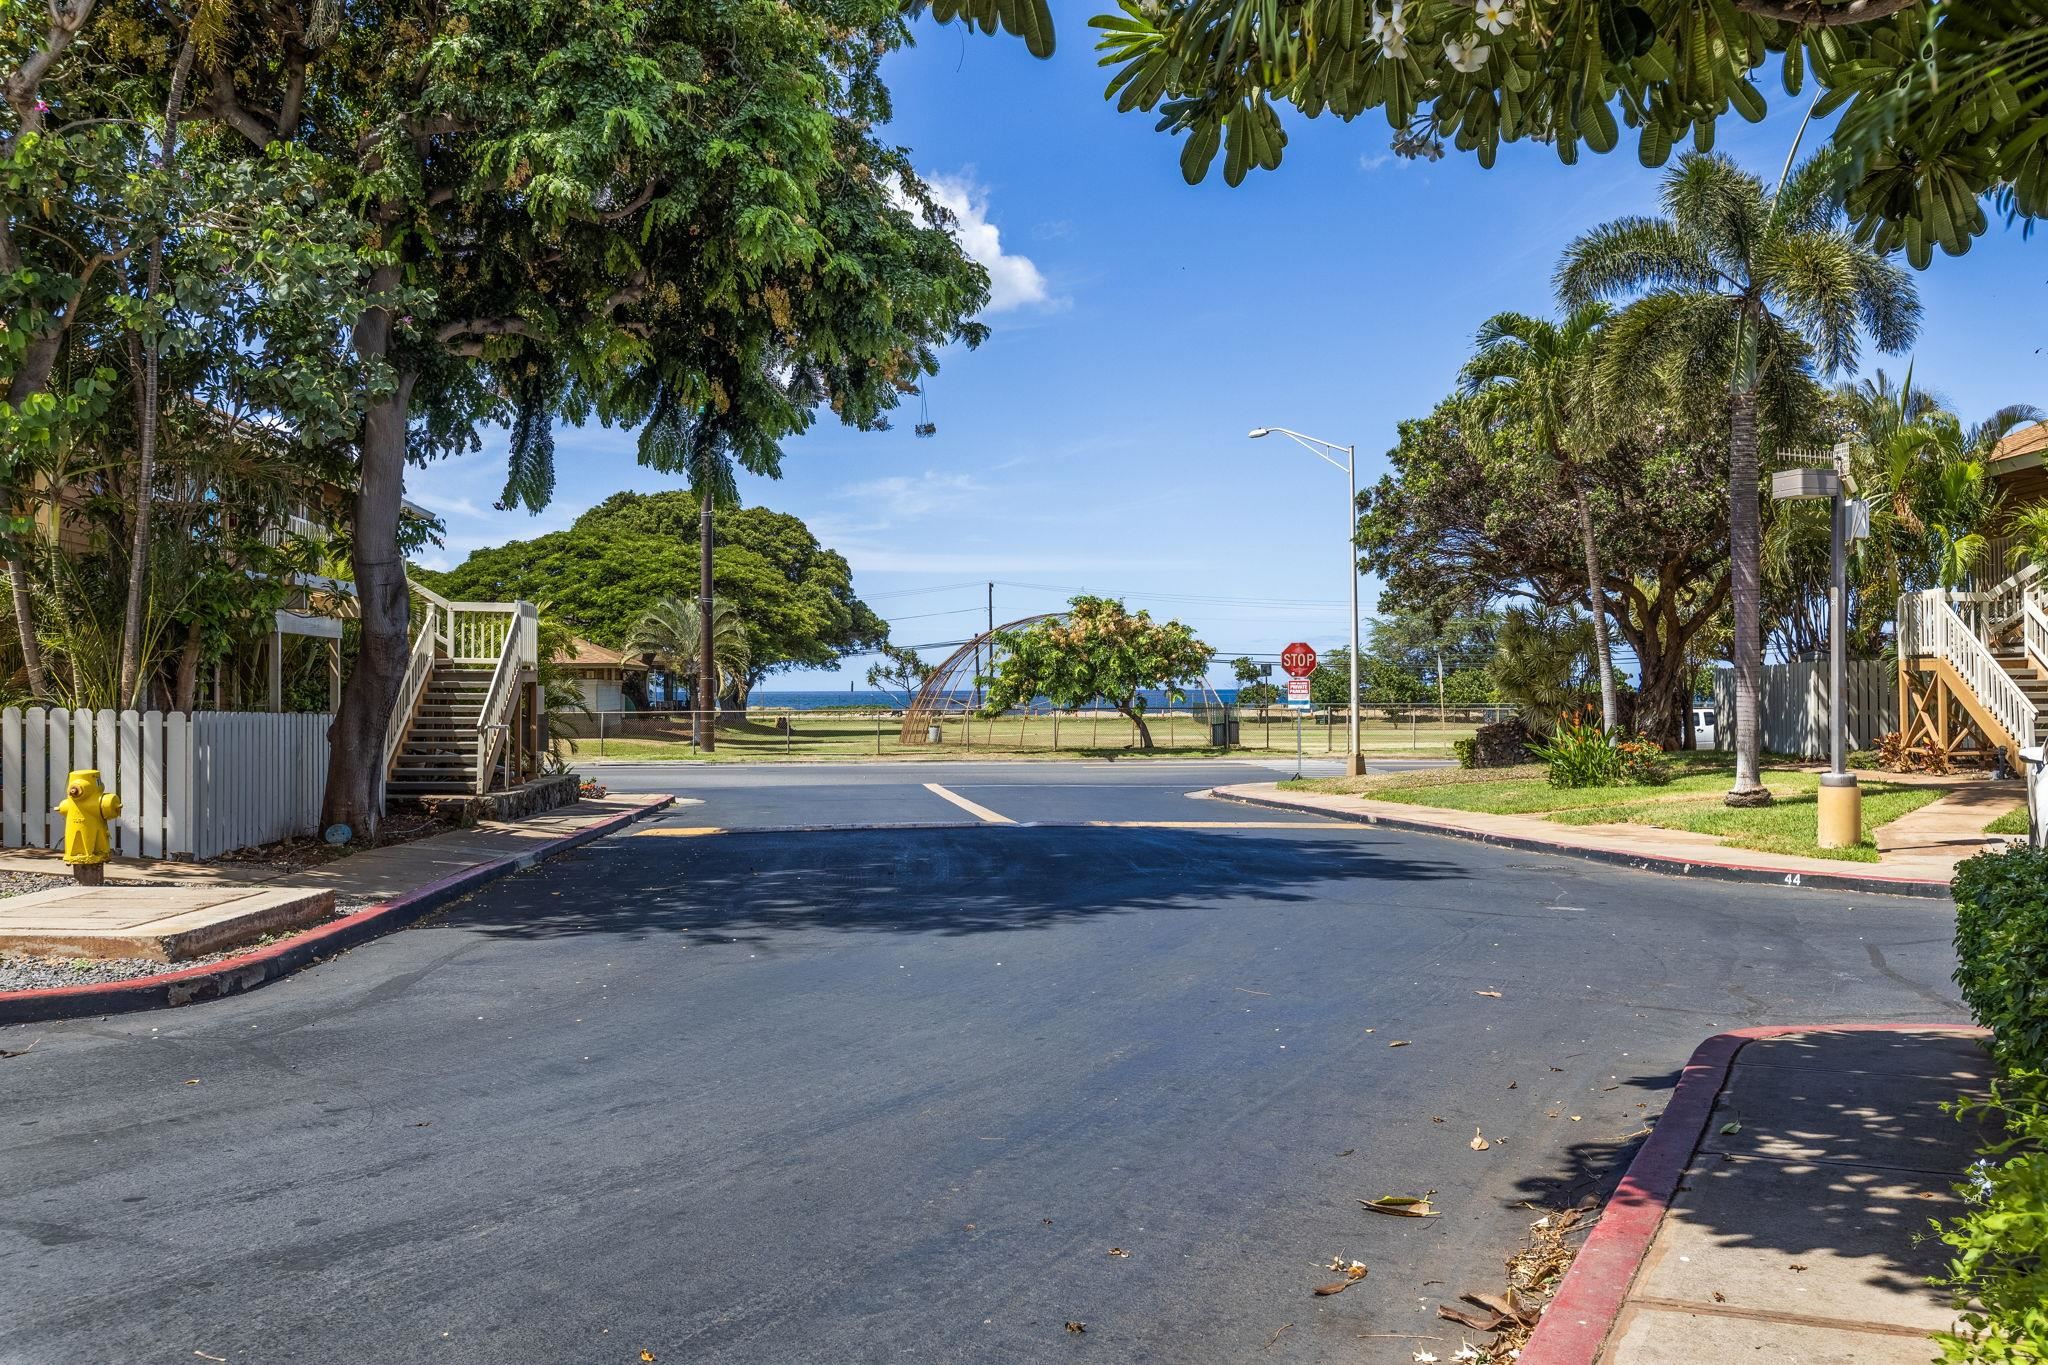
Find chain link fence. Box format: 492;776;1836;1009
553;705;1518;761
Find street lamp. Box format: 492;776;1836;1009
1249;426;1365;777
1770;442;1864;849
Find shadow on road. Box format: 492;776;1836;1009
429;825;1469;943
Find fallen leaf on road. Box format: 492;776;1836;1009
1475;990;1502;998
1107;1247;1129;1258
641;1352;657;1363
1790;1264;1808;1273
1570;1115;1582;1122
1361;1195;1438;1218
1436;1303;1505;1332
1549;1066;1564;1072
0;1038;38;1059
1469;1128;1491;1151
1430;1115;1445;1123
1719;1122;1741;1135
1064;1321;1087;1333
1337;1149;1355;1157
1712;1292;1726;1303
194;1354;227;1363
1326;1257;1368;1279
184;1079;200;1085
1312;1281;1353;1296
1388;1040;1411;1048
1508;1080;1517;1089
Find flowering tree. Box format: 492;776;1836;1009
982;597;1214;749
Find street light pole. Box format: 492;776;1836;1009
1249;426;1366;776
1770;441;1860;848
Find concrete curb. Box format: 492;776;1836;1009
1517;1023;1991;1365
1209;787;1955;900
0;795;673;1026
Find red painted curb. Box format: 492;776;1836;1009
1517;1022;1991;1365
0;795;673;1025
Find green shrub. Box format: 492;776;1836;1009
1934;1073;2048;1364
1615;735;1674;786
1452;736;1477;769
1953;847;2048;1073
1528;710;1623;788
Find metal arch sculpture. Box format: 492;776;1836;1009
900;613;1065;744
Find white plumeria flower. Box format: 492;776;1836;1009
1454;1347;1483;1363
1444;34;1490;72
1413;1355;1440;1365
1370;0;1407;40
1381;27;1410;57
1474;0;1517;33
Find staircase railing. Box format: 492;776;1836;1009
472;600;537;794
383;596;442;785
410;582;520;663
2026;593;2048;679
1949;561;2042;639
1900;587;2036;751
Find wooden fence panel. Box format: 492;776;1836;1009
0;708;331;861
1713;660;1897;760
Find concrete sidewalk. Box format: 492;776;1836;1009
1524;1027;1992;1365
1211;781;2018;894
0;794;672;1022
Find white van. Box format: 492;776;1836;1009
1692;707;1718;748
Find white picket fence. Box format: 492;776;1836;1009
0;708;330;860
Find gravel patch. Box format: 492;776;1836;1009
0;899;377;993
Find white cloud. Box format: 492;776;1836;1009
906;173;1053;313
836;470;989;523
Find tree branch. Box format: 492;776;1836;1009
198;62;274;148
1728;0;1918;25
3;0;96;151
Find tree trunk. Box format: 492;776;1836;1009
117;39;193;707
321;278;414;836
696;487;716;752
7;556;46;697
1571;482;1621;734
1725;387;1771;804
1118;700;1153;749
172;622;202;712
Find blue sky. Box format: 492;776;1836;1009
408;18;2043;689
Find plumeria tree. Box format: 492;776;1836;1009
1086;0;2048;262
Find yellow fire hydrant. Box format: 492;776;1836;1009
55;769;121;885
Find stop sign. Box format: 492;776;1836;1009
1280;642;1318;678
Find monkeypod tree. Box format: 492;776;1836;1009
981;596;1214;749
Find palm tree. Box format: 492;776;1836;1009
1558;151;1920;806
627;597;749;714
1461;303;1621;733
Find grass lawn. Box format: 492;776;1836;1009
1987;804;2030;836
1284;757;1947;862
1548;782;1943;862
1282;752;1782;815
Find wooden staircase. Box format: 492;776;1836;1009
381;586;540;803
387;664;495;797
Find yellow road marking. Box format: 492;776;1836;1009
923;783;1015;824
630;826;726;837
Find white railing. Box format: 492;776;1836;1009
408;582;520;664
0;707;329;859
383;596;442;785
471;600;537;794
1901;588;2037;751
1951;560;2043;638
2027;593;2048;678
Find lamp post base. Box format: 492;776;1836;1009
1817;773;1862;850
1345;751;1366;777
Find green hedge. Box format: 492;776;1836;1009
1935;1075;2048;1364
1953;846;2048;1073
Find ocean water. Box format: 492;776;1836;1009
750;689;1241;712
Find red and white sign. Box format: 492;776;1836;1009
1280;643;1318;678
1285;677;1312;703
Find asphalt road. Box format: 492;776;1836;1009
0;761;1967;1364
